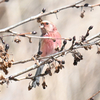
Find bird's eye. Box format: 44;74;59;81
46;22;49;25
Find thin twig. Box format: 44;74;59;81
86;32;100;42
88;3;100;7
88;90;100;100
0;33;68;40
0;0;4;3
12;57;34;65
0;30;70;41
9;58;51;78
75;3;100;8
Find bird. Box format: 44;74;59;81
32;20;62;88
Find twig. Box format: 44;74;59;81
88;90;100;100
0;30;70;41
0;0;5;3
12;57;34;65
10;58;50;78
75;3;100;8
25;35;66;40
86;32;100;42
0;33;68;40
88;3;100;8
0;0;9;3
0;0;85;33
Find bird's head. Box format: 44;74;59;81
40;20;57;35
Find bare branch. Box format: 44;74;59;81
12;57;34;65
0;0;4;3
75;3;100;8
88;90;100;100
88;3;100;8
9;58;50;78
0;0;84;33
86;32;100;42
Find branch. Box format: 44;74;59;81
88;90;100;100
88;3;100;8
0;0;84;33
75;3;100;8
11;59;50;78
86;32;100;42
0;32;68;40
12;57;34;65
0;0;4;3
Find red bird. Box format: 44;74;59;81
32;20;62;87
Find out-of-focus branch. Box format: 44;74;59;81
0;0;84;33
88;90;100;100
88;3;100;8
0;0;4;3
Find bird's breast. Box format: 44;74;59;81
40;31;61;57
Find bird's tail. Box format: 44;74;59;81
32;65;44;88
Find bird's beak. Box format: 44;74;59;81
40;24;44;28
39;22;44;29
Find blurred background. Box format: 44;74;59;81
0;0;100;100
